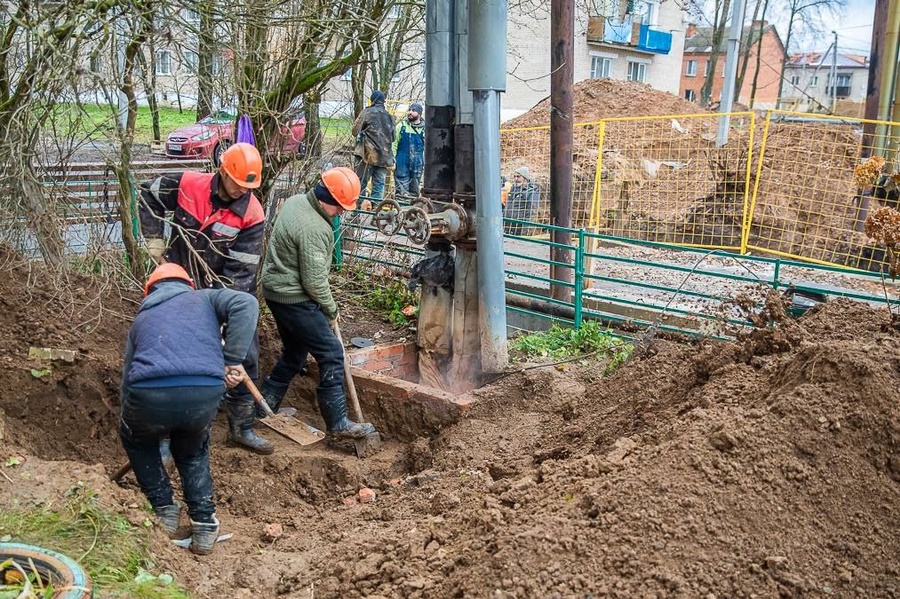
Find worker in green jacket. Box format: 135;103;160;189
258;167;377;439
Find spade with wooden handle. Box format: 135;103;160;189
246;378;326;446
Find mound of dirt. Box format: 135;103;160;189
1;252;897;598
504;79;706;128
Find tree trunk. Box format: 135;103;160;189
196;0;215;122
701;0;731;107
775;6;796;110
735;0;762;103
749;0;769;108
304;89;323;158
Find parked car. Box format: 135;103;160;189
165;107;307;165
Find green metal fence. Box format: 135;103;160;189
336;212;900;339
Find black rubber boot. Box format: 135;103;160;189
190;515;220;555
255;377;296;418
225;396;275;455
318;390;376;440
154;501;182;538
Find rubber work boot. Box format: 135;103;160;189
318;391;376;440
225;397;275;455
154;501;182;538
189;515;220;556
255;377;297;419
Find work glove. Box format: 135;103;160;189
224;364;248;389
146;238;167;264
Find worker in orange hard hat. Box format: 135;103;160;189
121;262;259;555
138;141;273;456
257;167;377;440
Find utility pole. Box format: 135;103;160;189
549;0;574;301
717;0;745;146
829;31;838;113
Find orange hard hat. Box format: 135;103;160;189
321;167;362;210
220;142;263;189
144;263;194;296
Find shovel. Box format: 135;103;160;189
332;321;383;458
246;378;326;446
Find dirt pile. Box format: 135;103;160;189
504;79;706;128
0;255;897;598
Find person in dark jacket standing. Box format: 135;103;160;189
503;166;541;236
138;142;273;455
119;263;259;555
258;167;376;439
352;90;395;201
392;102;425;197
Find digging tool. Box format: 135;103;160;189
110;461;132;482
332;321;383;458
246;378;326;446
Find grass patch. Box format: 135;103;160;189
51;103;198;145
0;484;190;598
338;266;419;326
510;320;633;373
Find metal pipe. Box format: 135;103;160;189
472;89;508;372
829;31;838;114
717;0;745;146
874;0;900;156
469;0;508;372
423;0;455;199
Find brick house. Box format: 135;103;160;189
679;20;785;109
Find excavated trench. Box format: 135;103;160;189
4;311;471;517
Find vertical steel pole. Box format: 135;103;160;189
717;0;745;146
469;0;508;372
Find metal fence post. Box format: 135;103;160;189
332;215;343;268
574;228;585;329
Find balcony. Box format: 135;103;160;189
825;86;852;99
637;24;672;54
586;16;672;55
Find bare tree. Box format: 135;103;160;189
774;0;845;109
700;0;731;107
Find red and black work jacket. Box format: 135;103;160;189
139;171;265;292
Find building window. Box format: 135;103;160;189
340;67;352;82
686;60;697;76
627;61;647;83
212;54;224;76
591;56;611;79
704;61;710;76
634;0;658;26
685;89;696;102
810;75;818;87
182;8;200;25
183;50;198;73
156;50;172;75
790;75;800;86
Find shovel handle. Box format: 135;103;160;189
243;377;276;418
332;321;365;422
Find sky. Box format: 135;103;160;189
814;0;876;57
691;0;876;57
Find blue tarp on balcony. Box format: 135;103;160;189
637;25;672;54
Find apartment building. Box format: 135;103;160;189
679;21;785;109
324;0;687;122
780;50;869;114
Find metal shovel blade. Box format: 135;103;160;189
354;432;384;459
245;378;326;446
258;412;326;446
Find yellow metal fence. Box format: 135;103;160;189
500;110;900;271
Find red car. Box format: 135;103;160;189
165;107;307;165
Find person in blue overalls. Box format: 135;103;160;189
392;103;425;197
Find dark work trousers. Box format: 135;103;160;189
119;384;224;523
265;300;345;417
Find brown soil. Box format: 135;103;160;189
502;79;885;270
1;257;898;598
